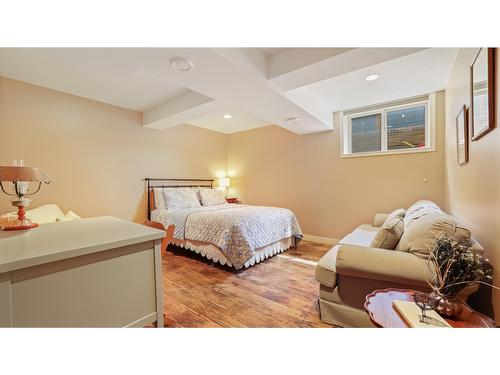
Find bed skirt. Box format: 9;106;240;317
170;237;295;269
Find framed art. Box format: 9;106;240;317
470;48;496;141
456;105;468;165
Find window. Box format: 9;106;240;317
386;105;426;150
351;114;381;153
341;94;435;157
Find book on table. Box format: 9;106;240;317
393;300;452;328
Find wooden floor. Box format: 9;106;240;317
162;240;333;328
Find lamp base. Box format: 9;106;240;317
2;200;39;231
3;222;39;231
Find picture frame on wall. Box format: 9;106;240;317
470;48;496;141
456;105;469;165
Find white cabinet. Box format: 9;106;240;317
0;216;165;327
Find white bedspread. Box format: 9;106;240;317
151;204;302;269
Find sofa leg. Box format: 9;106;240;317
317;299;322;320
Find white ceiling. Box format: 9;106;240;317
0;48;189;111
293;48;458;112
0;48;458;135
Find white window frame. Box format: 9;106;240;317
340;93;436;158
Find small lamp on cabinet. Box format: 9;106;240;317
0;161;51;230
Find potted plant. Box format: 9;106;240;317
425;236;497;318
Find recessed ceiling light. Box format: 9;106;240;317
365;74;379;82
223;114;232;119
170;57;194;72
286;117;301;124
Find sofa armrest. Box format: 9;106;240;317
335;245;429;287
372;213;389;227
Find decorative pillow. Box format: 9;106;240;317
370;208;405;249
2;204;73;224
396;211;471;256
56;210;82;222
153;188;167;210
404;200;440;224
198;188;227;206
25;204;65;224
162;188;201;210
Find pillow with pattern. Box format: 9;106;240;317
199;187;227;206
162;188;201;210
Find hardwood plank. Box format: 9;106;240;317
162;240;336;328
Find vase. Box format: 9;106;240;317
430;284;478;319
435;295;464;318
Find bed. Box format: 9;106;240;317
146;178;303;269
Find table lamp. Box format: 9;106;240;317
0;163;51;230
218;177;230;189
218;177;230;196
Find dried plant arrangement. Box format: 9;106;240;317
425;235;498;317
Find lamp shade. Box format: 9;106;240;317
218;177;230;188
0;166;51;183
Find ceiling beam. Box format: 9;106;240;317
144;48;334;133
143;90;221;130
270;48;427;91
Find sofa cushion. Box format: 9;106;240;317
315;245;340;287
339;224;379;247
335;245;430;286
396;211;471;255
370;208;405;249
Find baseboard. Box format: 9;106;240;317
302;234;338;246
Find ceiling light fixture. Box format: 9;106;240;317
223;114;232;119
170;57;194;72
286;117;301;124
365;74;379;82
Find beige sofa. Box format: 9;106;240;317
315;200;479;327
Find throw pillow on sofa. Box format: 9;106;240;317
403;200;441;225
396;211;471;256
405;200;440;216
370;208;405;249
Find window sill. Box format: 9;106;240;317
340;147;435;159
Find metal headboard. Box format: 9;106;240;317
145;177;214;220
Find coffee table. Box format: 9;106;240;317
364;288;497;328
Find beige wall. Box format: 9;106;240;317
0;77;227;222
227;91;446;240
444;49;500;319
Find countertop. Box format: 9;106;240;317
0;216;165;273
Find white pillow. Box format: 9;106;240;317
56;210;82;222
199;188;227;206
25;204;65;224
153;188;167;210
162;188;201;210
404;200;440;223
